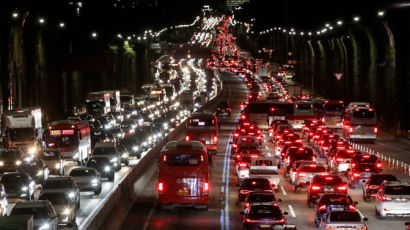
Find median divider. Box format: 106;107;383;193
82;69;226;230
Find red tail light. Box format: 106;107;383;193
241;115;246;120
295;139;302;143
337;186;347;191
319;205;327;211
322;146;329;150
374;127;378;133
185;136;190;141
232;144;238;148
48;143;55;147
336;158;344;162
349;127;353;133
163;155;167;162
239;163;248;167
204;182;209;193
353;172;360;177
379;195;392;201
234;133;239;137
312;186;321;190
158;182;164;192
251;154;259;158
377;162;382;168
349;205;357;211
298;172;307;177
236;154;241;159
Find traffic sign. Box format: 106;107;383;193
334;73;343;80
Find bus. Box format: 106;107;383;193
288;101;320;130
343;107;378;142
185;113;218;155
44;120;91;163
85;91;111;117
244;101;293;129
322;100;345;129
157;141;209;209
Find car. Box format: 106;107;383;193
347;162;382;189
38;149;65;175
238;178;272;203
18;159;50;184
0;149;25;173
249;157;280;191
105;127;124;142
0;184;8;216
241;204;287;230
120;120;137;136
40;176;80;210
294;164;327;192
318;210;367;230
289;160;316;185
38;192;76;224
93;141;122;171
307;174;347;207
86;155;115;182
314;193;357;227
329;149;360;173
216;101;231;116
0;172;35;200
242;191;280;211
283;147;315;174
9;200;59;230
362;174;398;202
375;181;410;218
69;167;102;195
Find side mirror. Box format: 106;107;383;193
283;211;289;216
277;198;282;202
363;217;368;222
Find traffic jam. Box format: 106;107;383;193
0;36;221;229
0;13;409;230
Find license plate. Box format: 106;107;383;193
260;225;271;228
330;121;336;125
331;208;344;211
178;189;190;196
324;188;334;192
360;131;366;135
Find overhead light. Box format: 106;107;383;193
39;18;45;24
59;22;65;28
325;23;330;27
377;11;385;17
353;16;360;22
337;20;343;25
91;32;97;38
12;12;19;18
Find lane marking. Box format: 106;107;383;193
281;186;287;196
221;186;225;193
220;209;224;230
142;202;156;230
357;209;365;218
288;205;296;217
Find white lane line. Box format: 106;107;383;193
220;209;224;230
356;209;365;218
142;202;156;230
280;186;287;196
288;205;296;217
221;186;225;193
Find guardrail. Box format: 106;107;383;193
82;68;225;230
348;141;410;177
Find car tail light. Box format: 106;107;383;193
349;127;353;133
204;182;209;193
257;130;261;134
351;163;356;167
244;122;250;126
296;139;302;143
276;135;281;139
185;136;190;141
246;218;285;223
251;154;258;158
337;186;347;191
48;143;55;147
319;205;327;211
353;172;360;177
234;133;239;137
312;186;321;190
163;155;167;162
241;115;246;120
312;156;316;162
298;172;307;177
214;136;218;142
239;163;248;167
336;158;344;162
377;162;382;168
379;195;392;201
374;127;378;133
285;141;291;144
349;205;356;211
158;182;164;193
322;146;329;151
245;202;250;207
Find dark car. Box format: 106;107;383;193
238;178;272;203
18;159;49;184
241;204;287;230
307;174;347;207
0;149;25;173
119;136;142;159
362;174;398;202
314;193;357;227
0;172;35;200
86;156;115;181
216;101;231;116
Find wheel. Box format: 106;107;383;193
137;153;141;159
124;159;129;166
108;174;114;182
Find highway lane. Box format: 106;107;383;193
119;71;248;230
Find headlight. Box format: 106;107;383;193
142;142;148;146
39;223;50;230
132;146;139;151
91;179;98;185
63;208;70;215
111;157;118;162
55;163;61;169
28;147;37;154
68;192;75;199
163;122;168;128
15;160;22;166
138;119;144;123
122;153;128;158
21;186;28;192
0;161;3;166
194;103;199;107
37;170;44;176
104;166;111;171
117;115;123;120
117;133;122;137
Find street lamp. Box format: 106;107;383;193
353;16;360;22
377;11;385;17
39;18;45;24
12;12;19;18
117;33;122;39
59;22;65;28
337;20;343;25
91;32;97;38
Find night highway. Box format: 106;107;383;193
0;1;410;230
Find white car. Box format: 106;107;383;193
249;157;280;191
318;211;367;230
69;167;102;195
289;160;316;185
375;181;410;218
294;164;327;192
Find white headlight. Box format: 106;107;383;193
117;133;122;137
55;163;61;169
39;223;50;230
142;142;148;146
28;147;37;154
68;192;75;198
111;157;118;162
21;186;28;192
122;153;128;158
63;208;70;215
132;146;139;151
0;161;3;166
91;179;98;184
104;166;111;171
15;160;22;166
37;170;44;176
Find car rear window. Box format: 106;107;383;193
242;179;271;190
166;153;202;166
313;176;343;185
10;207;50;219
43;179;72;189
369;175;397;185
248;205;283;219
319;194;353;204
323;104;344;112
39;193;69;206
248;193;276;203
337;150;358;158
70;169;97;177
300;165;326;173
353;109;375;119
384;185;410;195
329;211;361;222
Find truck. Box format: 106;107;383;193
0;215;33;230
1;107;42;153
249;156;280;191
107;90;121;112
120;91;135;107
85;91;111;117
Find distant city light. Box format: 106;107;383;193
325;23;330;27
39;18;45;24
12;12;19;18
337;20;343;25
378;11;385;16
91;32;97;38
59;22;65;28
353;16;360;22
308;32;312;36
117;33;122;38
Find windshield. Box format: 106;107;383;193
324;104;344;112
329;211;361;222
248;205;283;219
46;135;78;148
43;179;72;189
248;193;276;203
242;179;271;190
94;147;116;155
165;153;202;166
1;175;26;189
384;185;410;195
8;128;34;142
70;169;96;177
0;151;21;161
10;207;50;219
39;193;69;206
369;175;397;185
353;110;375;119
188;117;215;127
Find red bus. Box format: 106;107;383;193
185;113;218;155
44;120;91;163
157;141;209;210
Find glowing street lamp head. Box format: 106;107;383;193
377;11;385;17
39;18;45;24
353;16;360;22
12;12;19;18
91;32;97;38
337;20;343;25
59;22;65;28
